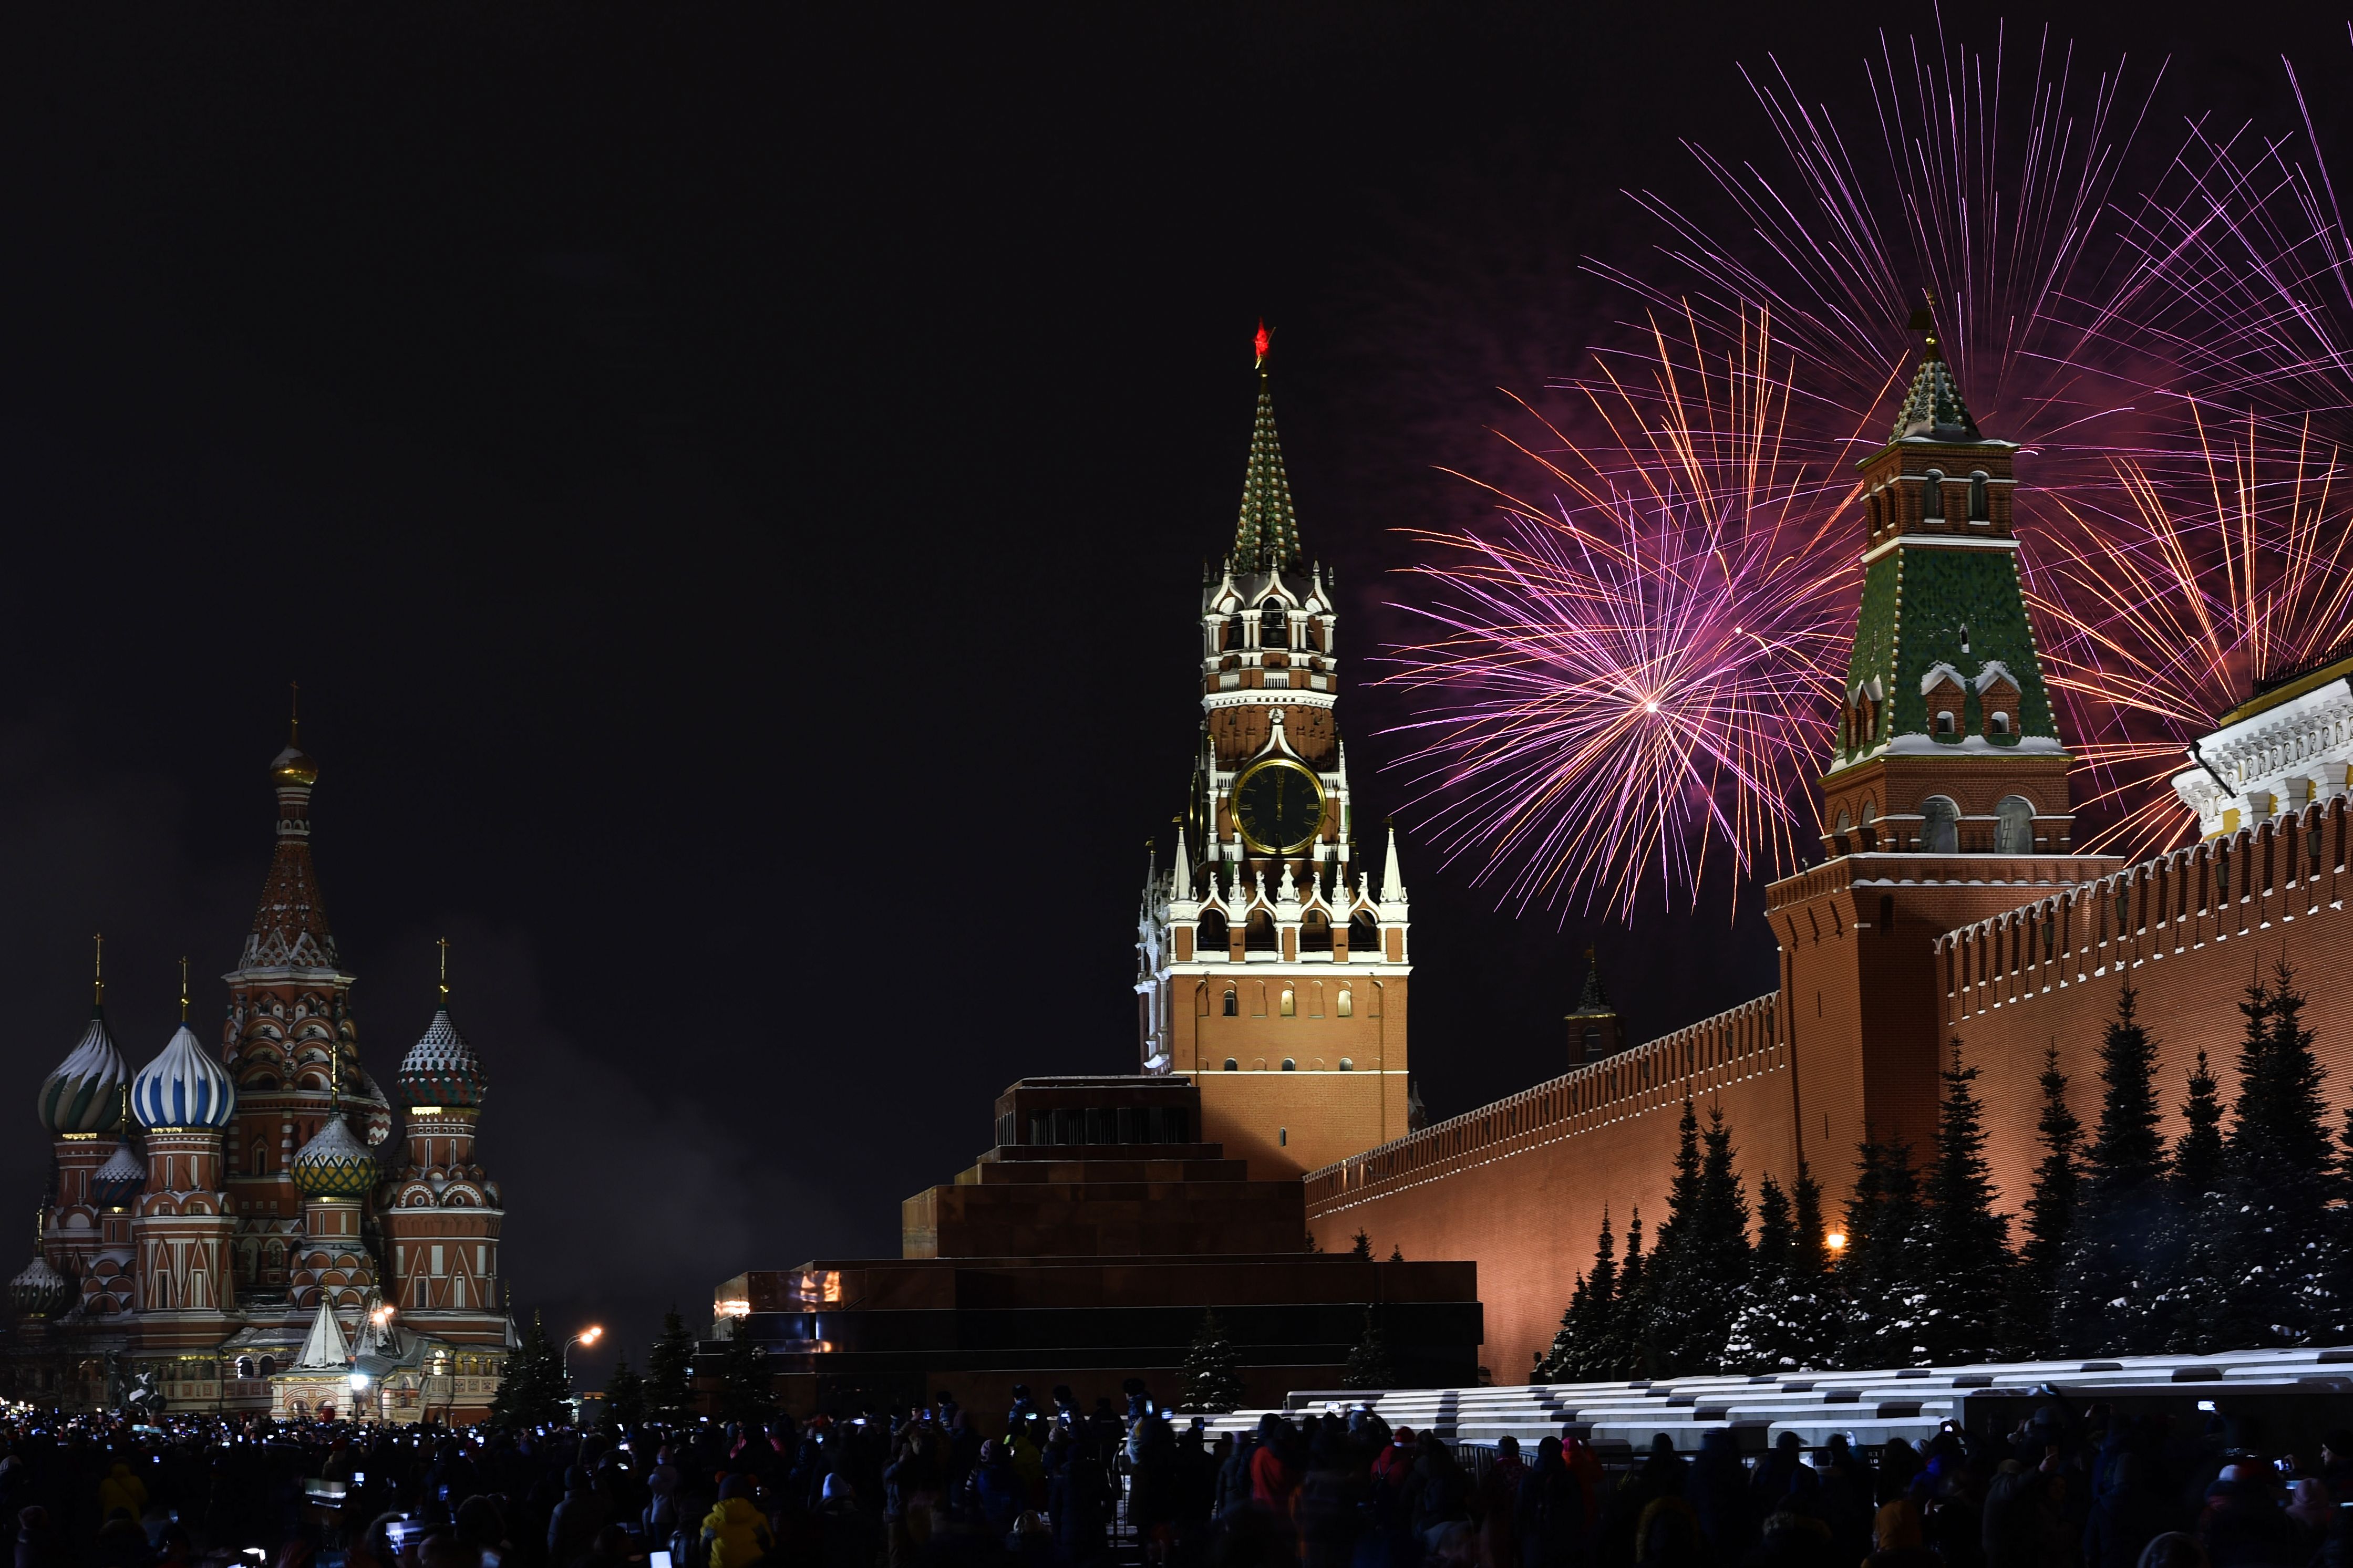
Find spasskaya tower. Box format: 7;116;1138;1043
1135;327;1412;1179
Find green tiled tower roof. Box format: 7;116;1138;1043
1889;350;1982;442
1231;326;1301;574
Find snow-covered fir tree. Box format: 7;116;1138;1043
2056;982;2170;1354
2208;964;2338;1347
1838;1137;1929;1366
2008;1042;2082;1357
1534;1207;1617;1384
1916;1042;2011;1364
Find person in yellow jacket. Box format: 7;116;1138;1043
97;1460;149;1527
699;1474;773;1568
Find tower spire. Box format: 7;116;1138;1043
438;936;450;1004
1231;320;1302;574
1890;291;1980;441
92;933;104;1014
177;957;188;1024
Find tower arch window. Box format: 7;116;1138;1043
1279;988;1296;1017
1337;988;1354;1017
1338;1057;1354;1071
1935;710;1956;737
1969;471;1990;521
1921;795;1960;855
1261;600;1288;648
1223;616;1243;651
1224;1057;1239;1072
1301;911;1332;952
1198;909;1230;957
1990;711;2011;735
1282;1058;1296;1071
1221;988;1237;1017
1922;469;1946;521
1995;795;2035;854
1245;911;1276;952
1348;911;1378;954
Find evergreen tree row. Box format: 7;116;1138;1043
1534;961;2350;1380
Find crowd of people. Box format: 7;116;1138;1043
4;1381;2353;1568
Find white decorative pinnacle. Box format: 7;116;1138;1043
1172;826;1192;900
1382;823;1410;910
1277;862;1300;911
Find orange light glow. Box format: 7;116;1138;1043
1825;1231;1848;1252
580;1325;603;1345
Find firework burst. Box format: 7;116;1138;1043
1391;24;2353;914
1379;309;1857;919
2034;409;2353;854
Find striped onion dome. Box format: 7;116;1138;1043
292;1112;377;1199
37;1013;125;1135
90;1137;145;1209
397;1007;487;1109
132;1025;237;1130
7;1253;70;1318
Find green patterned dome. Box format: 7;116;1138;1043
291;1113;377;1199
8;1252;70;1318
397;1007;486;1109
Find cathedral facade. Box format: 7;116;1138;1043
5;731;511;1420
1143;329;2353;1385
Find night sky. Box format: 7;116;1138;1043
0;5;2342;1392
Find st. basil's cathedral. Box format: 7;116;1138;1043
1;728;512;1421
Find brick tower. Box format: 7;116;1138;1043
379;950;507;1345
1137;327;1412;1178
221;720;395;1309
128;1000;240;1347
1767;314;2121;1187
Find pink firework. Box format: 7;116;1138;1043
1380;309;1859;919
2032;409;2353;855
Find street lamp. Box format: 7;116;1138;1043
562;1324;603;1384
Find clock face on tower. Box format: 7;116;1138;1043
1232;758;1327;855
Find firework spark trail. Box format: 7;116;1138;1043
1591;22;2173;484
2030;409;2353;854
1378;309;1859;919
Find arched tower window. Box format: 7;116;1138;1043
1221;988;1237;1017
1261;600;1287;648
1337;988;1353;1017
1921;796;1960;855
1279;988;1295;1017
1245;910;1277;952
1224;1057;1239;1072
1301;911;1332;952
1198;909;1230;956
1348;911;1378;953
1922;470;1946;521
1223;616;1242;651
1935;711;1956;736
1995;795;2035;854
1969;471;1990;521
1990;711;2011;735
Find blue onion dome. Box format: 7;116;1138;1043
398;1008;487;1110
37;1013;125;1135
291;1112;377;1199
90;1137;145;1209
7;1252;70;1318
132;1025;238;1130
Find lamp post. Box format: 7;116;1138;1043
562;1325;603;1422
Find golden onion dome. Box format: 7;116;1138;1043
271;742;319;787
